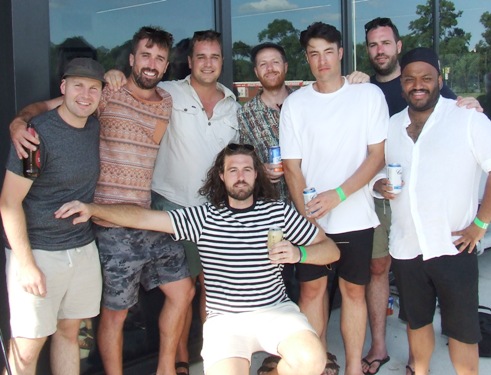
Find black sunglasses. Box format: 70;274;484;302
226;143;255;152
364;17;394;33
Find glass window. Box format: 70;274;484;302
49;0;214;96
48;2;214;372
441;0;490;107
231;0;342;101
353;0;427;73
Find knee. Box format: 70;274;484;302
100;308;128;328
340;282;365;301
299;279;327;301
370;256;391;277
165;278;196;306
282;336;325;375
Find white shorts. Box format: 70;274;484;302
201;301;315;372
6;241;102;338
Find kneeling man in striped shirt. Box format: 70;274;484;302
56;143;340;375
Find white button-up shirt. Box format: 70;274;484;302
387;97;491;260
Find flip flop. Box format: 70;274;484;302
361;356;390;375
175;361;189;375
406;364;415;375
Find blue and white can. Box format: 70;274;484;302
268;146;283;172
387;163;402;194
303;187;317;205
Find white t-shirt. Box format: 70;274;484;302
152;76;240;206
387;97;491;260
280;79;389;234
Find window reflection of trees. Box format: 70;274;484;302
232;0;491;98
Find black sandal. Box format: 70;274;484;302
175;361;189;375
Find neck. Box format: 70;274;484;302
314;76;344;94
57;105;87;129
125;77;160;101
227;196;254;210
375;65;401;83
260;85;289;109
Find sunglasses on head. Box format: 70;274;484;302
226;143;255;152
364;17;394;33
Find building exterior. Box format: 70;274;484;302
1;1;490;373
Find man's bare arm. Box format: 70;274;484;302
308;141;385;219
0;171;46;296
283;158;308;216
10;97;63;159
452;173;491;252
55;201;175;234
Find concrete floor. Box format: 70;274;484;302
189;248;491;374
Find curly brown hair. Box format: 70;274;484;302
199;144;279;207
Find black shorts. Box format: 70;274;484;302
392;251;481;344
296;228;373;285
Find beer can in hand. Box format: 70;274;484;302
268;146;283;172
387;163;402;194
268;226;283;250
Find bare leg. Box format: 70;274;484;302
7;336;47;375
407;323;434;375
175;276;197;375
97;307;128;375
298;276;328;349
156;277;195;375
362;255;391;373
448;338;479;375
198;272;207;323
276;330;326;375
339;278;366;375
50;319;82;375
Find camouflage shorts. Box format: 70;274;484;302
95;225;190;310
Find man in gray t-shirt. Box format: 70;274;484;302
0;58;105;375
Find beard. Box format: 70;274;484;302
227;182;254;201
259;71;286;91
404;87;440;112
370;53;399;77
132;68;161;89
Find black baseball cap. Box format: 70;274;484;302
62;57;106;83
400;47;441;75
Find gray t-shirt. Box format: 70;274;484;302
4;109;100;250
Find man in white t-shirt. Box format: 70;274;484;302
280;22;388;375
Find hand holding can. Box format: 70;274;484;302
387;164;402;194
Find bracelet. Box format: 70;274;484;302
474;216;489;230
335;186;346;202
298;245;307;263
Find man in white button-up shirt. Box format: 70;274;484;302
384;47;491;375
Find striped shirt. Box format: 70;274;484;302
168;199;318;316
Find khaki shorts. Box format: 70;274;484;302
6;242;102;338
201;301;315;372
372;198;391;259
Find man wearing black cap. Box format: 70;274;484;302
0;57;105;375
362;18;483;375
381;47;491;375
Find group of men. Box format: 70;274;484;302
1;16;490;375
